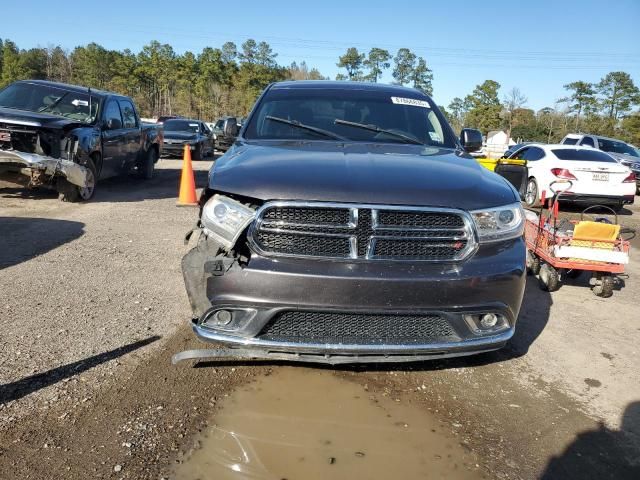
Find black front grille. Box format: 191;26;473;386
256;231;351;257
251;203;473;261
377;210;465;228
257;311;459;345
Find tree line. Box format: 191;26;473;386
335;47;433;95
1;37;638;146
443;74;640;145
0;38;324;120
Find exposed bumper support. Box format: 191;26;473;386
0;150;89;187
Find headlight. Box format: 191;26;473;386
470;203;524;242
201;194;256;249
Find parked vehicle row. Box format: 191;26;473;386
506;143;636;211
161;119;214;160
0;80;163;201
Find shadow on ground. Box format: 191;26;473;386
0;336;160;405
0;217;85;269
541;401;640;480
0;157;216;204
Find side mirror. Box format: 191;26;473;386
460;128;483;153
223;117;239;138
107;118;122;130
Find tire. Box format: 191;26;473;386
538;263;560;292
524;178;539;207
592;274;614;298
611;202;624;213
138;148;156;180
526;250;541;275
57;156;97;202
192;144;202;161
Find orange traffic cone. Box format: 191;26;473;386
177;145;198;206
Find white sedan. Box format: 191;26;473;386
507;144;636;211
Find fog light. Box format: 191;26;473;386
213;309;232;326
480;313;498;328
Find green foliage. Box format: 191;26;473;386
0;38;318;119
392;48;416;86
561;81;596;129
596;71;640;120
337;47;365;81
363;48;391;83
464;80;502;133
411;57;433;95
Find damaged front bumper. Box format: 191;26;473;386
175;233;526;365
0;150;90;188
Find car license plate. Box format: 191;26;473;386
592;172;609;181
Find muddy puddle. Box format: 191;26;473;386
174;367;486;479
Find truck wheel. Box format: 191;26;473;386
524;178;539;207
57;157;97;202
526;250;540;275
538;263;560;292
138;148;156;180
592;273;614;298
192;145;202;161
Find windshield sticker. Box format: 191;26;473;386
71;99;89;107
429;132;442;142
189;123;199;127
391;97;430;108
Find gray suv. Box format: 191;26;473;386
176;81;526;365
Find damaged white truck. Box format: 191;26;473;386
0;80;163;201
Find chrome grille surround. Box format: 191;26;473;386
248;201;478;262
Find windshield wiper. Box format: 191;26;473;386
334;119;424;145
37;93;68;114
265;115;347;141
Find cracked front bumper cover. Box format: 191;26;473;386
0;150;90;187
178;233;525;364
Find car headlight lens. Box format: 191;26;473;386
201;194;256;249
470;203;524;242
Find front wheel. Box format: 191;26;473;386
57;157;97;202
192;144;202;161
524;178;539;207
592;273;614;298
538;263;560;292
138;148;157;180
526;250;541;275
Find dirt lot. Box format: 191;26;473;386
1;159;639;479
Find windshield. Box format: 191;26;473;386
552;148;616;162
0;82;99;123
164;120;200;133
244;87;457;147
597;138;638;157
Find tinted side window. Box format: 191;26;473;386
512;147;528;160
563;137;579;145
523;147;545;161
552;149;616;163
104;100;122;127
118;99;137;129
580;136;595;147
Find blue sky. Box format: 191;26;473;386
2;0;639;111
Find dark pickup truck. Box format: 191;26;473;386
176;81;526;365
0;80;163;201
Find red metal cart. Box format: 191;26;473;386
524;182;632;298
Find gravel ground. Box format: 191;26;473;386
1;159;639;479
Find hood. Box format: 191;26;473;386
0;106;83;129
164;131;198;141
607;151;640;166
210;140;517;210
